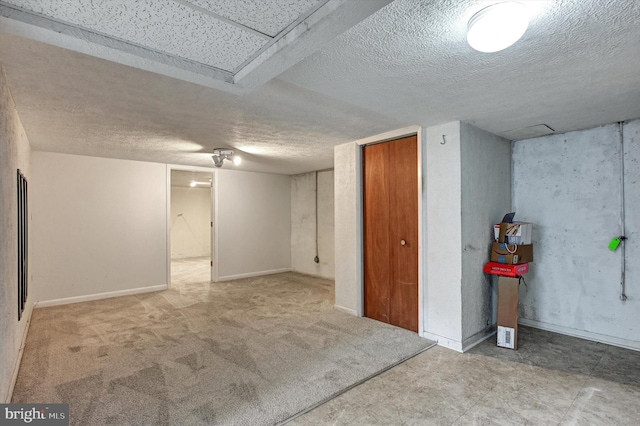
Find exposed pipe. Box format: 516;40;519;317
619;121;627;301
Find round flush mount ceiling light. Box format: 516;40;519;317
467;2;529;53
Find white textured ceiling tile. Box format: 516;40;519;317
0;32;406;174
280;0;640;135
186;0;323;37
1;0;639;174
4;0;268;71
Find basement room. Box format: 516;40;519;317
1;0;639;425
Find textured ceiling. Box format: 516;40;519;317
0;31;405;175
0;0;390;92
3;0;271;71
0;0;638;175
187;0;321;37
280;0;640;137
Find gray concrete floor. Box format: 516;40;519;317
291;326;640;425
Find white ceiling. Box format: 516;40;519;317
0;0;390;92
0;0;638;175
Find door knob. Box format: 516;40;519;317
400;239;406;246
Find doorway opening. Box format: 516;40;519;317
169;168;214;287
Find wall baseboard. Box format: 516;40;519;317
334;304;358;316
217;268;292;281
5;302;34;403
461;326;496;352
519;318;640;352
35;284;167;308
422;331;463;353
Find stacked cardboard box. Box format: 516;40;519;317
489;220;534;350
490;222;534;265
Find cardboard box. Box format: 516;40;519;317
499;222;532;245
491;243;533;264
497;276;520;349
484;262;529;277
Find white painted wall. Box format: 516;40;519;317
291;170;335;279
513;120;640;350
0;66;33;402
460;122;511;347
424;122;463;348
170;186;211;259
32;152;168;304
333;142;362;315
215;169;291;280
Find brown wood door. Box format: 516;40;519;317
363;136;418;332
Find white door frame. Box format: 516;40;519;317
355;125;424;337
166;164;217;287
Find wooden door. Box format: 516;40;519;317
363;136;418;332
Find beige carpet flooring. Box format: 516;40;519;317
12;259;433;425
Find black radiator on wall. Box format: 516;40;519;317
17;169;28;321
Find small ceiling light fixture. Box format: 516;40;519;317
467;1;529;53
211;148;241;168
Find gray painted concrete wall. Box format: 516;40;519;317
333;142;362;315
0;66;32;402
291;170;335;279
623;119;640;346
460;123;511;346
513;120;640;350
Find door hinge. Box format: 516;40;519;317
211;221;213;227
210;261;213;267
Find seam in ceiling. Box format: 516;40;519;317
0;0;333;82
172;0;273;40
0;2;235;81
230;0;331;76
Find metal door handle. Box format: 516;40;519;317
400;240;406;246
